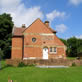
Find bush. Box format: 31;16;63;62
18;62;26;67
18;62;36;67
72;62;76;66
28;64;36;67
0;50;4;59
6;64;13;67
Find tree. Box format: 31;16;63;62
60;37;82;57
0;49;4;59
67;37;78;57
77;39;82;54
0;13;14;59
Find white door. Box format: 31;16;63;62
43;48;48;59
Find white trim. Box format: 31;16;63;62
23;58;28;60
23;57;37;60
24;33;55;36
40;33;54;36
49;52;57;54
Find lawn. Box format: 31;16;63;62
67;57;76;60
0;61;82;82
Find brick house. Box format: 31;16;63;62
11;18;66;60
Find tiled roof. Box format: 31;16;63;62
13;27;25;36
12;19;56;36
48;27;56;33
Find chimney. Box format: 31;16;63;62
44;21;49;27
22;24;26;28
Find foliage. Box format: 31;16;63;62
60;37;82;57
18;62;27;67
28;64;36;67
71;62;76;67
0;50;4;59
18;62;36;67
67;37;78;57
0;13;14;59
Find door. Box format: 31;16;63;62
43;47;48;59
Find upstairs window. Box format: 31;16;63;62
32;38;36;42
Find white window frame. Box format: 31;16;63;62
49;47;57;54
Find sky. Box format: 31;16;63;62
0;0;82;39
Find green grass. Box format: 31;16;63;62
0;61;82;82
67;57;76;60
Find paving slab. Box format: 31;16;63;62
36;65;69;68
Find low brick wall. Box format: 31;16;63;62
6;59;82;67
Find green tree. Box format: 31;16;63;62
0;13;13;59
67;37;78;57
77;39;82;54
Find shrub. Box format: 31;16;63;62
18;62;26;67
18;62;36;67
72;62;76;66
6;64;13;67
28;64;36;67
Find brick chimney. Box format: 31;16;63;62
22;24;26;28
44;21;49;27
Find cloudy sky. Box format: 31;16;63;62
0;0;82;39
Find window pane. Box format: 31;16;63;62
50;47;52;52
54;47;56;52
32;38;36;42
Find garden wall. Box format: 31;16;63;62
6;59;82;67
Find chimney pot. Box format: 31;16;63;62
22;24;26;28
44;21;49;27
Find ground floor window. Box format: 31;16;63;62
54;47;56;52
49;47;57;53
50;47;53;52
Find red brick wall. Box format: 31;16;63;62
11;35;66;59
11;19;66;59
24;34;42;59
23;34;66;59
24;19;52;33
24;47;42;58
11;37;23;59
48;47;66;59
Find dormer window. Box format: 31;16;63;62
32;37;36;42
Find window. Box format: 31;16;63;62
50;47;57;53
50;47;52;52
32;38;36;42
54;47;56;52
